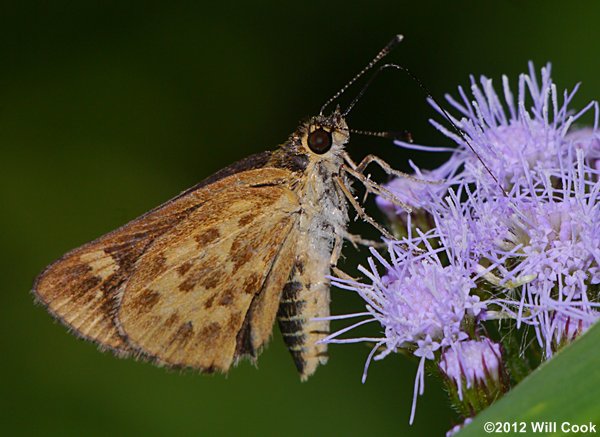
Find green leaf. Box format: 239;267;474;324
459;322;600;436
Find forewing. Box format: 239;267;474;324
117;172;300;372
32;198;203;354
32;151;286;355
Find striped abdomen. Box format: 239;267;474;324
277;259;330;380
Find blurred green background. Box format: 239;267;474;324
2;1;600;436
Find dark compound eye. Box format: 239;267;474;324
307;128;333;154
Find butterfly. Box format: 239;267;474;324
32;35;408;380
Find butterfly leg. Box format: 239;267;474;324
344;152;442;185
343;152;442;201
343;152;409;179
331;266;357;282
334;175;394;239
329;232;384;265
330;233;344;266
341;164;411;213
343;231;385;249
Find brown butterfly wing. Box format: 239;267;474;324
117;173;300;371
32;199;201;354
32;151;288;357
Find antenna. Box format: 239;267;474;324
319;35;404;115
350;128;413;142
347;62;506;194
343;62;397;116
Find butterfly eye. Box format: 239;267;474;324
307;128;333;154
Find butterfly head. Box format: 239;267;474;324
297;106;349;158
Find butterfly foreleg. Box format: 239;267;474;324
334;175;394;239
341;164;411;213
345;152;445;187
343;152;412;180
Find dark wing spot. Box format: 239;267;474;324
98;289;116;314
168;321;194;348
100;272;124;294
195;228;220;247
238;213;257;227
203;293;217;309
199;322;220;343
178;276;196;292
230;235;255;270
66;263;93;279
75;276;102;298
177;261;193;276
164;312;180;328
178;267;221;292
133;288;161;313
147;253;167;277
56;264;97;300
203;269;222;290
228;312;242;330
105;242;142;271
242;272;261;295
218;288;235;306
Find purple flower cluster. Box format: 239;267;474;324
327;244;482;423
324;63;600;424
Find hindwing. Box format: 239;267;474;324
117;176;300;371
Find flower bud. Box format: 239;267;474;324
439;339;507;416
